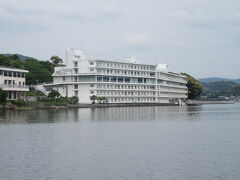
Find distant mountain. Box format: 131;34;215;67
2;54;34;60
199;77;240;84
201;80;240;98
202;81;237;92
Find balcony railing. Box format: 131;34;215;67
0;84;29;90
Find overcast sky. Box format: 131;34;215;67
0;0;240;78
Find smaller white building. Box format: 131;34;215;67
0;66;29;100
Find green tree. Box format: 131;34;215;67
97;96;103;104
0;89;8;108
0;54;60;85
90;95;97;104
50;56;63;64
48;90;61;100
182;73;203;99
101;97;108;104
68;96;79;104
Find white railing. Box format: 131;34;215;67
0;84;29;89
31;84;49;96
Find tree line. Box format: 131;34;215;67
201;81;240;98
0;54;206;100
0;54;63;85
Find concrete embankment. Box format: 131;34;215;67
1;103;180;110
187;100;234;105
68;103;178;108
2;101;234;110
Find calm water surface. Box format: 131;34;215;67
0;104;240;180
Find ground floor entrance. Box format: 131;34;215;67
7;91;26;100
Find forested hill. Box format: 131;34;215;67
199;77;240;84
2;54;34;61
201;81;240;98
0;54;62;85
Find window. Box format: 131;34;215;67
90;84;94;87
90;91;94;94
125;78;130;83
138;78;143;83
46;87;53;91
118;77;123;82
110;77;117;82
74;62;78;67
90;68;94;72
74;85;78;89
90;62;94;65
103;77;109;82
97;76;102;82
74;90;78;96
63;76;65;82
74;55;81;58
0;70;2;75
150;73;155;77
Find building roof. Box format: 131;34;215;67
90;59;157;67
0;66;29;73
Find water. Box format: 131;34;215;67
0;104;240;180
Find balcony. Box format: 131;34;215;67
0;84;29;91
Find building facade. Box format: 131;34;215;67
0;66;29;100
44;49;188;104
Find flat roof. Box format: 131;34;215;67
91;59;156;67
0;66;29;73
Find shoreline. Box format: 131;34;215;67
187;100;234;105
1;103;179;110
0;100;235;110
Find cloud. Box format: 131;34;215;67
101;3;121;18
168;9;240;28
0;0;240;78
0;0;122;32
124;34;150;46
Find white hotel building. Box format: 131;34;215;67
43;49;188;104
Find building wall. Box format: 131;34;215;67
0;71;26;87
78;84;92;103
0;67;29;100
45;49;188;104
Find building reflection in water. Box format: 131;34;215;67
0;109;81;124
0;105;204;124
89;105;203;122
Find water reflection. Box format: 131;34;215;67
1;104;240;180
0;109;81;124
90;106;204;122
0;105;206;124
0;109;6;119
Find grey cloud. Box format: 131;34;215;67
168;9;240;28
0;0;240;78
